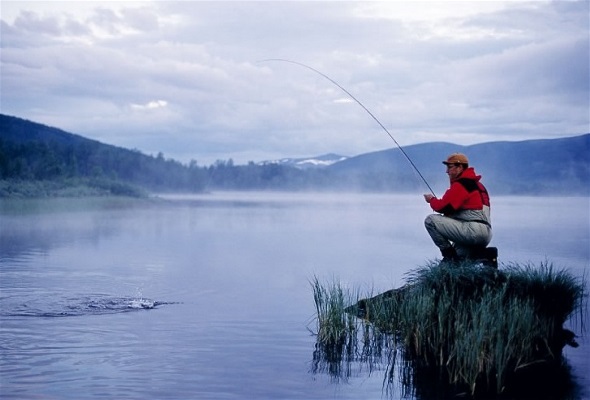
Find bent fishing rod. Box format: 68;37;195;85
259;58;436;196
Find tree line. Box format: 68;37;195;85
0;135;433;197
4;114;586;197
0;138;205;192
0;138;331;195
0;114;342;196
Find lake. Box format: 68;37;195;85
1;192;588;399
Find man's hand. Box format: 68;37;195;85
423;194;435;203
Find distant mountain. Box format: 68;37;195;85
327;135;590;195
1;113;588;196
259;153;348;169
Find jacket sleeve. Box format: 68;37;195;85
429;182;469;214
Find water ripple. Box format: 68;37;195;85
0;294;176;317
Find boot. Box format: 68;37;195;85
440;247;459;264
469;246;498;268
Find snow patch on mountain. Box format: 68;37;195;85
260;153;348;169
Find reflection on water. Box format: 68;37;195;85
310;322;398;386
310;320;584;400
0;193;588;399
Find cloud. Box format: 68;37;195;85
131;100;168;110
1;1;588;165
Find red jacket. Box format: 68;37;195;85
429;167;490;215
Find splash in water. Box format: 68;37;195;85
1;293;175;318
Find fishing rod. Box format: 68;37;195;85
260;58;436;196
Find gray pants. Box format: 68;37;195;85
424;214;492;258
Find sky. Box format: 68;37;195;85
1;1;589;165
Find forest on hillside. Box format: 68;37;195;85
0;114;332;197
1;114;588;197
0;137;325;197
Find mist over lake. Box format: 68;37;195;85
1;192;588;399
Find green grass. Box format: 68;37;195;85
310;261;586;397
0;178;146;198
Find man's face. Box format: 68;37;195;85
446;164;464;180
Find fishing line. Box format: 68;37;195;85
259;58;436;196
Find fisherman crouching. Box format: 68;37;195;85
423;153;492;263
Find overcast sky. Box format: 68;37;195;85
1;1;588;165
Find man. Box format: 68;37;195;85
423;153;492;262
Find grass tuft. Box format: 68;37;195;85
310;261;586;397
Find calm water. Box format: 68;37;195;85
1;192;588;399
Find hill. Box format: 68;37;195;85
326;135;590;195
1;113;588;196
0;114;206;196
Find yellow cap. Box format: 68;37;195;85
442;153;469;165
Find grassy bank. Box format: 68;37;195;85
0;178;146;198
310;261;586;398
